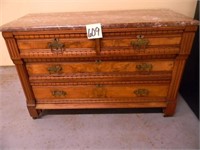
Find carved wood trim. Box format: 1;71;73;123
180;32;195;54
13;30;183;39
20;47;179;59
23;54;177;62
15;64;36;105
30;80;170;86
36;97;167;104
167;59;186;99
14;33;87;39
175;54;188;60
2;32;20;61
103;31;183;38
12;59;23;64
95;39;101;55
28;72;172;84
12;27;185;38
184;26;198;31
29;71;172;78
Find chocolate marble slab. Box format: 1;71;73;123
0;9;199;31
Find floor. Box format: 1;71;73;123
0;67;199;150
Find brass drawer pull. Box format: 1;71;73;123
136;63;153;71
134;89;149;97
48;38;65;54
48;65;63;74
52;90;67;97
131;35;149;49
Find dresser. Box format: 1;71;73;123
0;9;198;119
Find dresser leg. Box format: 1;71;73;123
27;106;42;119
163;102;177;117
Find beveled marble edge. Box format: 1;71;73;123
0;9;199;32
0;22;199;32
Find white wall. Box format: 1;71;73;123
0;0;197;66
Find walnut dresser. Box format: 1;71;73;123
0;9;198;119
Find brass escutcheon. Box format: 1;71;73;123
52;90;67;97
136;63;153;72
134;89;149;97
131;35;149;49
48;65;63;74
48;38;65;54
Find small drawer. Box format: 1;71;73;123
101;34;181;55
26;60;174;76
101;35;181;48
33;84;169;103
17;37;96;54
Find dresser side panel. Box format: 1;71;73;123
2;32;39;118
164;27;197;116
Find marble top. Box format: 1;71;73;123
0;9;199;31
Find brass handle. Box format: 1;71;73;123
134;89;149;97
48;65;63;74
48;38;65;54
52;90;67;97
131;35;149;49
136;63;153;72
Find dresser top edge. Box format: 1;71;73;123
0;9;199;32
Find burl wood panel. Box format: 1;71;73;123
26;60;174;76
32;84;169;101
101;37;181;47
17;38;95;50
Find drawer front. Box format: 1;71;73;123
101;34;181;55
33;84;169;102
26;60;174;76
17;38;95;53
101;36;181;48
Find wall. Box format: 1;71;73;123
0;0;197;66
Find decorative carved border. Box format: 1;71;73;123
30;80;170;86
29;71;172;78
36;97;167;104
29;72;172;82
21;49;178;60
14;33;86;39
14;29;183;39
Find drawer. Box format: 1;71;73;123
17;37;96;54
33;84;169;103
101;34;181;55
101;36;181;48
26;60;174;76
101;37;181;48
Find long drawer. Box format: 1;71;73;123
26;60;174;76
32;84;169;104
